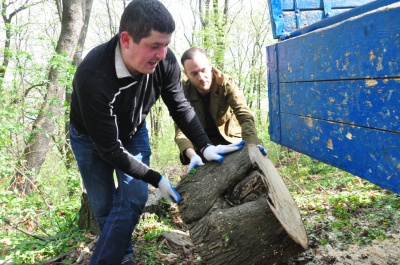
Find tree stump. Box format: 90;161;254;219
176;145;308;265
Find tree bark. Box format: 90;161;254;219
63;0;94;170
78;192;100;235
13;0;84;195
176;145;308;265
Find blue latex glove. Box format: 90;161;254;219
203;140;245;162
257;145;268;156
188;154;204;173
158;176;181;203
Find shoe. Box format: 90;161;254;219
121;257;136;265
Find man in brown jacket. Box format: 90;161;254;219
175;47;266;172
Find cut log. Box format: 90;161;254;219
176;145;308;265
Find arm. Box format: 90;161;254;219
174;122;195;165
222;74;267;156
224;77;262;145
73;70;160;186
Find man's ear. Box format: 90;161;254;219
182;69;189;79
120;31;130;49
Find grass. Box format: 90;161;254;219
273;149;400;251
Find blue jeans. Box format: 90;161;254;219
70;123;150;265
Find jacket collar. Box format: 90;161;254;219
115;42;132;79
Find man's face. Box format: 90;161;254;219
120;30;171;75
183;53;213;95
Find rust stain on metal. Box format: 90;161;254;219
365;101;373;107
307;117;313;127
369;50;376;60
377;57;383;71
366;79;378;87
327;139;333;150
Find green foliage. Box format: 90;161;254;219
133;213;177;264
136;213;172;241
0;92;25;182
0;187;89;264
0;147;86;264
149;113;183;179
48;53;77;90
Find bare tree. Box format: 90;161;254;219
176;0;271;107
225;0;272;125
0;0;43;87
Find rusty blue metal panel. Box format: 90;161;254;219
267;44;281;143
267;1;400;193
277;5;400;82
288;0;400;39
268;0;384;39
280;80;399;132
280;114;400;193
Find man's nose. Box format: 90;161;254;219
156;46;168;60
199;72;207;81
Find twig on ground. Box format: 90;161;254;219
34;251;73;264
76;237;97;263
4;217;49;242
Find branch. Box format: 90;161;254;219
33;251;73;265
4;217;49;242
76;238;97;263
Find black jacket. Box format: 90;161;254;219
70;34;209;182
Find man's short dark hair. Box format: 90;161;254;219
119;0;175;43
181;47;208;67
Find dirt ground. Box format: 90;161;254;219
58;207;400;265
58;227;400;265
285;233;400;265
39;167;400;265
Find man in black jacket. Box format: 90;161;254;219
69;0;243;264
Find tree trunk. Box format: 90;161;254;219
13;0;84;195
176;145;308;265
63;0;94;170
78;192;100;235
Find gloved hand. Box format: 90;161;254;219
158;176;181;203
257;144;268;156
203;140;245;162
188;154;204;173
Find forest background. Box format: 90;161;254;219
0;0;399;264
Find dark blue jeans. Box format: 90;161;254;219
70;123;150;265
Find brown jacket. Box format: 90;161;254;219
175;67;261;164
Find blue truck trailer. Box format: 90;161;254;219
266;0;400;194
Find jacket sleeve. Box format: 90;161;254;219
224;77;263;145
174;123;193;165
72;69;161;186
